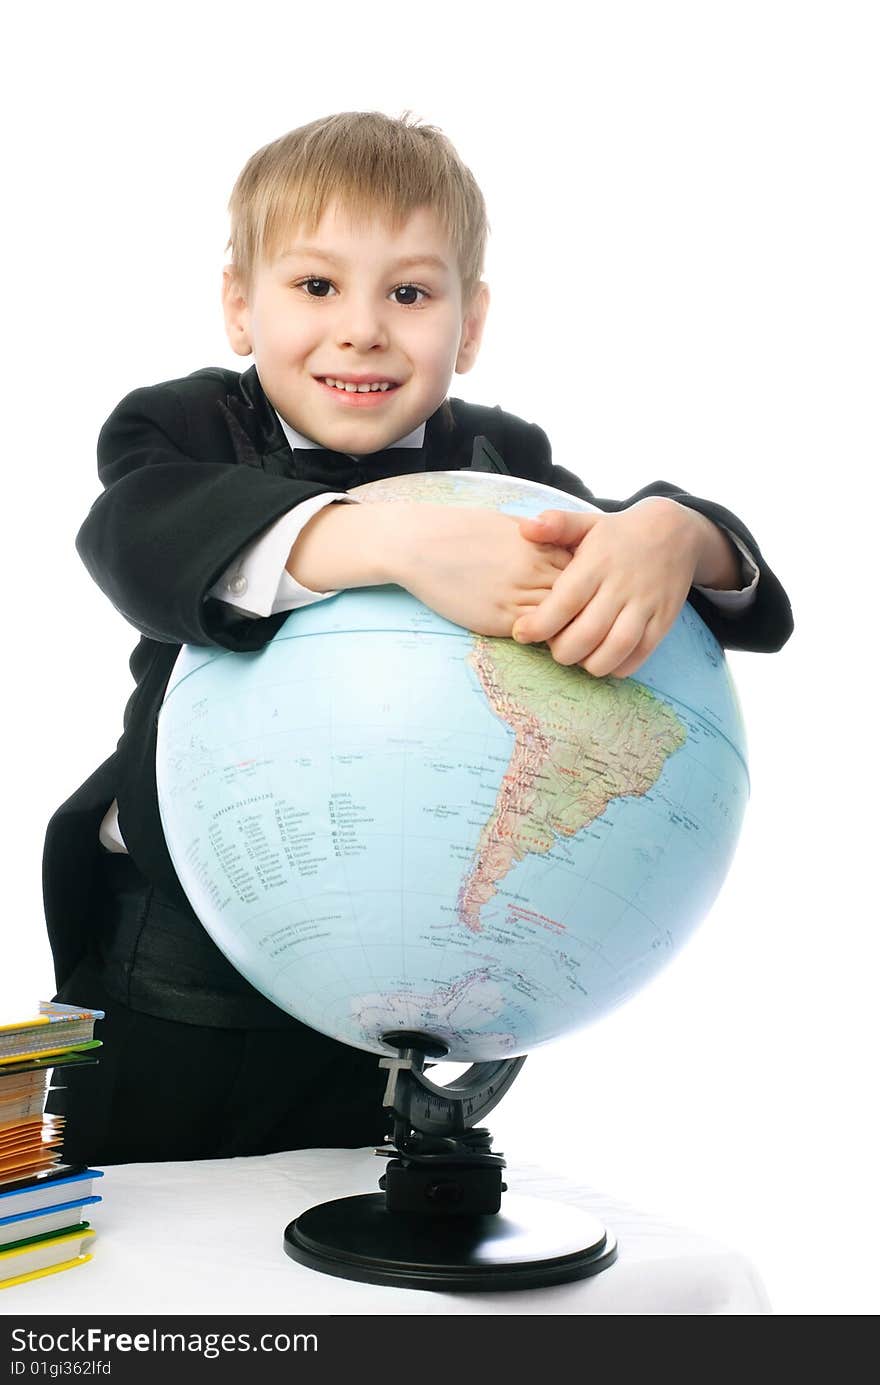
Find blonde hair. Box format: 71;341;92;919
225;110;489;309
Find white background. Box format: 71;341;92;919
3;1;876;1315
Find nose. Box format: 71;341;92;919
335;293;390;353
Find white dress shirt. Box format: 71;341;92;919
99;410;759;852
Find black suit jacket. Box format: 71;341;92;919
43;364;794;989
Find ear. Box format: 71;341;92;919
455;281;490;375
221;265;253;357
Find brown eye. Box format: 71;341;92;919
394;285;424;306
302;278;332;297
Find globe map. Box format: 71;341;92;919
156;470;748;1062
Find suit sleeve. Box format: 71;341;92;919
209;493;357;616
76;382;348;651
522;421;794;654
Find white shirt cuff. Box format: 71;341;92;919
208;494;360;618
691;524;759;611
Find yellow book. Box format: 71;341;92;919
0;1040;102;1069
0;1252;94;1290
0;1227;95;1288
0;1005;104;1062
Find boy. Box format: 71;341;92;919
44;111;793;1166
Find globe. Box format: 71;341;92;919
156;470;748;1062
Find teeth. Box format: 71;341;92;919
322;378;396;392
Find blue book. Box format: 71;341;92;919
0;1167;104;1222
0;1194;102;1248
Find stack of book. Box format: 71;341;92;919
0;1003;104;1289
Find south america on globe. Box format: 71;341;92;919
156;470;748;1062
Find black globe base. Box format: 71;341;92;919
284;1191;617;1292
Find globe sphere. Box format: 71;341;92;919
156;470;748;1061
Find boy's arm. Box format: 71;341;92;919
520;423;793;654
208;494;361;617
76;380;386;651
634;497;760;609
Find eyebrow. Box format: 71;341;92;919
278;246;449;273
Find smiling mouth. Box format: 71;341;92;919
314;378;402;406
316;377;401;393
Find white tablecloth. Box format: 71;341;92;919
1;1150;770;1315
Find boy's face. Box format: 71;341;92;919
222;199;489;454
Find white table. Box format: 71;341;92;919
1;1150;770;1315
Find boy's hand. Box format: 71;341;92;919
510;501;704;680
387;503;574;637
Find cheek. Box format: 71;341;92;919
413;321;461;375
262;317;313;360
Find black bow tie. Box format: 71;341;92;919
291;445;426;487
221;377;510;482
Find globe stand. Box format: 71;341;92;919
283;1031;617;1291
